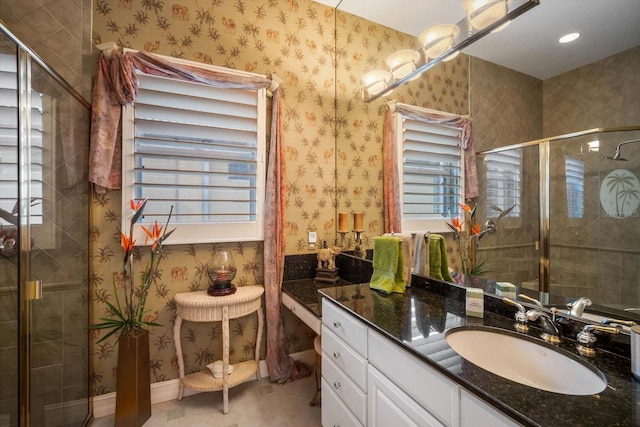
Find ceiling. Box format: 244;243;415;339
316;0;640;80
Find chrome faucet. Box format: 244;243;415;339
525;310;560;343
507;294;561;343
568;297;592;317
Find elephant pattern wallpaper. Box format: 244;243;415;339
91;0;468;394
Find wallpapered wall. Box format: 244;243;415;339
90;0;471;394
333;9;469;257
91;0;333;395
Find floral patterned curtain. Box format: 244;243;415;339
382;102;479;232
88;49;303;383
264;89;310;383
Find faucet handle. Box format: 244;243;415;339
518;293;542;307
576;324;620;356
601;318;637;327
503;297;528;332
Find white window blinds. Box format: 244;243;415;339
565;156;584;219
397;115;463;232
122;70;266;244
0;53;43;227
485;149;521;218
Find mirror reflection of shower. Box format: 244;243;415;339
603;138;640;161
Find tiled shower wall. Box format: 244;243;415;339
473;47;640;309
0;0;93;422
0;0;93;100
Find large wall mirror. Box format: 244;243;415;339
329;0;640;323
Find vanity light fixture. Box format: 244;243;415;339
362;69;393;99
362;0;539;102
419;24;461;61
559;32;581;44
386;49;421;80
463;0;509;31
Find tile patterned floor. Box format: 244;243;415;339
91;374;322;427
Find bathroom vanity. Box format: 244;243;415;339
297;281;639;426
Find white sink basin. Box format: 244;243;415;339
445;326;606;395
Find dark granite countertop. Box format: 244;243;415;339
316;283;640;427
282;278;352;317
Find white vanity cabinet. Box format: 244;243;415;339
321;298;521;427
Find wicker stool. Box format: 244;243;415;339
310;335;322;406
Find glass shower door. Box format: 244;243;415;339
476;144;540;288
0;32;90;427
0;39;20;427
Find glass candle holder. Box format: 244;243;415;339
207;249;237;296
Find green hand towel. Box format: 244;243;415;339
429;234;454;283
370;236;406;294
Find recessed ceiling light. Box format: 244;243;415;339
559;33;581;44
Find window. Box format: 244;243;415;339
0;53;44;229
484;149;521;220
122;60;267;244
395;113;464;233
565;156;584;218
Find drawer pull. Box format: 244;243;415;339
333;321;341;328
290;306;295;312
333;351;341;359
333;381;341;390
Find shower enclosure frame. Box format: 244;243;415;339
1;23;92;427
480;125;640;294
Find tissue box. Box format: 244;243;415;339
466;287;484;318
495;281;516;299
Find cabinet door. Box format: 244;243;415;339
368;329;457;425
460;390;520;427
368;366;444;427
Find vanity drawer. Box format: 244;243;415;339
323;349;367;425
322;326;367;391
322;378;364;427
368;329;458;426
282;291;321;335
322;298;367;357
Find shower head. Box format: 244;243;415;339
603;138;640;161
604;147;627;161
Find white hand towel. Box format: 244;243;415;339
412;232;430;277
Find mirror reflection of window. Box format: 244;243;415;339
484;149;521;220
564;156;584;219
396;114;463;232
0;53;44;227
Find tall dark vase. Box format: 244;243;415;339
115;328;152;427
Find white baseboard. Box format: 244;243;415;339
92;349;316;419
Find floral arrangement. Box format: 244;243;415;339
446;202;493;276
93;199;174;342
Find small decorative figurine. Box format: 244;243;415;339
315;241;341;283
